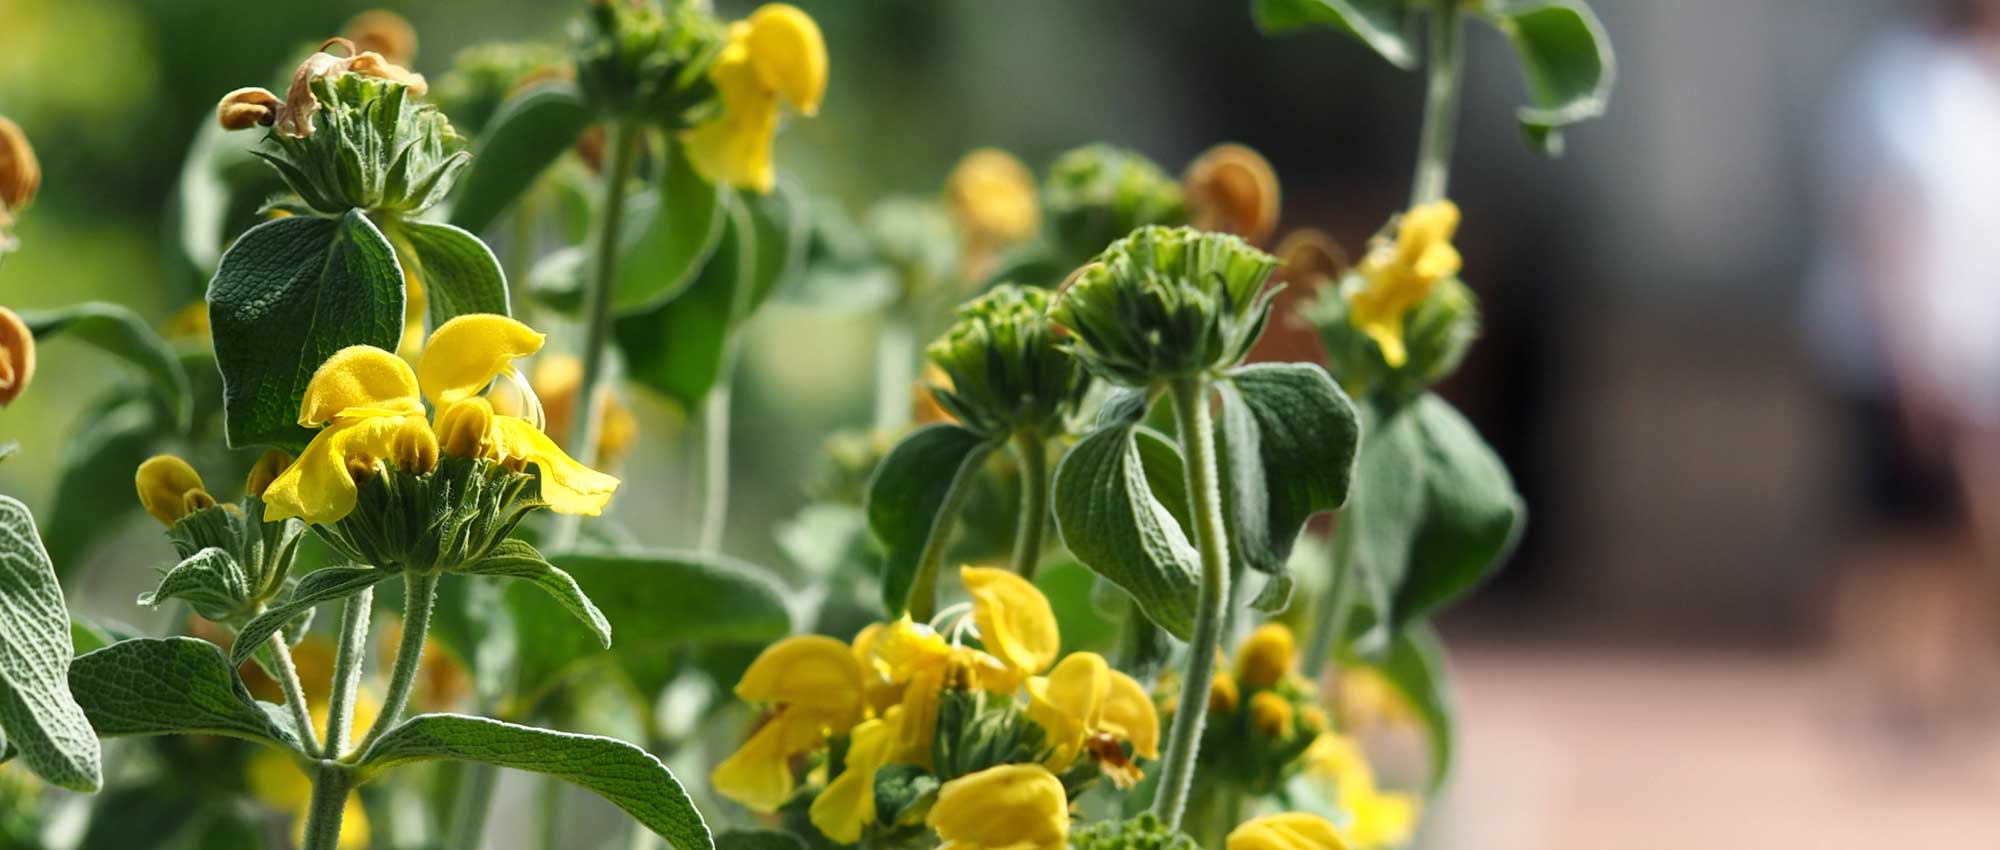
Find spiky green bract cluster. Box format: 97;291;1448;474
1302;274;1478;404
926;284;1087;438
141;498;306;624
1053;226;1281;387
432;42;571;135
257;74;468;217
1070;814;1202;850
315;456;543;573
1044;144;1189;261
570;0;724;127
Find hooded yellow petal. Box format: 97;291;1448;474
491;416;620;516
684;30;781;193
745;4;828;115
1227;813;1350;850
710;715;798;814
735;635;866;719
1026;651;1108;768
262;415;430;524
1098;668;1159;759
299;346;424;426
809;713;896;843
963;566;1060;677
417;314;545;407
928;764;1069;850
135;455;210;526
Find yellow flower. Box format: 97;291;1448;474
1302;734;1419;850
866;617;1015;765
947;148;1040;248
1025;652;1158;787
135;455;217;526
1227;812;1350;850
0;306;35;407
1249;690;1295;739
963;566;1059;679
809;708;900;843
1346;201;1461;367
683;4;827;193
1209;668;1241;714
927;764;1069;850
1236;622;1297;691
712;635;866;813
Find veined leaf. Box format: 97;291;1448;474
1485;0;1616;155
460;539;610;649
69;637;297;750
1252;0;1419;69
716;829;806;850
1217;363;1360;585
865;424;1000;616
22;302;194;430
616;193;755;410
0;497;101;790
1051;421;1201;639
231;566;391;665
357;713;712;850
394;219;511;324
448;82;593;235
611;141;727;313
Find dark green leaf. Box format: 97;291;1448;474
717;829;807;850
136;547;249;618
865;424;999;616
396;219;511;324
45;394;158;574
357;713;712;850
460;539;610;649
611;141;727;313
615;193;755;410
1217;363;1360;581
1252;0;1419;69
449;82;593;235
741;176;809;312
231;566;391;665
1361;623;1456;792
1051;423;1200;639
1486;0;1616;155
22;302;194;430
208;210;405;450
0;497;101;790
69;637;297;749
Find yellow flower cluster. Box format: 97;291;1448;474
260;314;618;525
1298;735;1418;850
1345;201;1462;367
684;4;827;194
712;567;1159;848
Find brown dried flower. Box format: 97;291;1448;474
1183;142;1281;246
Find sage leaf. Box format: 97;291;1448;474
232;566;391;665
209;210;405;450
22;302;194;430
615;193;755;411
716;829;806;850
1216;363;1360;585
357;713;712;850
448;82;593;235
45;394;159;574
865;424;999;616
1051;421;1201;639
394;219;511;323
1252;0;1418;70
68;637;298;750
0;496;101;791
460;539;610;649
1485;0;1615;156
611;141;727;313
136;546;249;619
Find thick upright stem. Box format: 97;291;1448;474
1152;376;1232;829
1303;518;1358;675
1409;0;1465;206
905;442;997;622
444;763;499;850
299;762;354;850
696;374;734;553
322;587;374;759
873;314;916;433
267;627;322;757
357;571;438;755
1008;430;1049;580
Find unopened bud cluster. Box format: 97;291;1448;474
925;284;1086;438
570;0;724;127
133;452;306;625
1052;226;1280;387
1044;145;1188;261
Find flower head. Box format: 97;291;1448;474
926;286;1088;438
1044;144;1188;262
1227;813;1350;850
712;635;866;813
1025;651;1159;787
1053;226;1280;386
927;763;1070;850
1346;201;1461;367
683;4;827;193
136;455;218;527
0;306;35;406
948;148;1040;251
1235;622;1297;691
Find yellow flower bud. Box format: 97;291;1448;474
1184;143;1280;246
1300;703;1329;735
1227;813;1350;850
947;148;1040;248
0;306;36;407
1249;690;1295;739
246;449;291;499
388;419;439;475
343;10;418;68
1235;622;1297;691
0;116;40;217
1209;670;1240;714
217;87;282;131
927;764;1069;850
436;397;498;460
136;455;212;527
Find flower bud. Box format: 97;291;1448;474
1208;670;1240;714
1052;225;1280;386
570;0;727;127
1044;144;1187;262
217;87;281;131
0;116;39;218
1183;143;1280;246
0;307;35;407
136;455;213;527
344;10;419;67
948;148;1040;249
1249;690;1295;739
246;449;292;499
1234;622;1296;690
436;397;498;459
388;420;440;475
925;285;1086;438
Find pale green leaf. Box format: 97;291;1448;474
22;302;194;430
0;496;101;790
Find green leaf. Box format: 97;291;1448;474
1051;422;1201;639
1217;363;1360;584
68;637;297;749
22;302;194;430
357;713;713;850
460;539;611;649
1252;0;1419;69
1361;623;1456;792
1485;0;1616;155
208;210;406;450
44;394;159;574
231;566;391;665
741;176;809;312
865;424;1000;616
716;829;807;850
448;82;594;235
136;547;249;618
611;141;727;313
0;496;101;790
615;193;754;410
395;219;511;324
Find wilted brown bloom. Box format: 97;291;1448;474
217;87;282;131
271;38;429;138
0;306;33;406
1274;228;1349;286
343;10;419;67
1184;142;1280;246
0;116;40;223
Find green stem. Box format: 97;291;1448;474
1302;518;1357;676
873;314;917;433
537;774;565;850
1152;376;1232;829
267;627;322;757
696;371;734;553
1008;429;1049;580
905;442;998;622
299;761;354;850
1410;0;1465;206
356;571;438;756
322;586;374;759
443;763;499;850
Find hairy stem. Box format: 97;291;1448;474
1008;429;1049;580
1410;0;1465;206
697;367;735;553
322;586;374;759
267;627;321;757
444;762;499;850
1152;376;1232;829
905;442;997;621
299;761;354;850
356;571;438;755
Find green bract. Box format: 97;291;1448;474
314;456;543;574
1044;144;1188;261
138;497;306;625
925;285;1086;438
1053;226;1280;386
1302;273;1477;404
571;0;724;127
255;74;469;217
1071;814;1201;850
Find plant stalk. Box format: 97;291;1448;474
1008;429;1049;580
1152;376;1232;829
696;365;736;553
322;586;375;759
1303;518;1358;676
299;761;354;850
873;314;917;433
357;570;438;755
267;627;322;757
443;763;499;850
905;442;997;621
1410;0;1465;206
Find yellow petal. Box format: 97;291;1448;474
1227;813;1350;850
491;416;620;516
712;712;800;813
809;713;896;843
735;635;865;719
262;415;429;524
1250;690;1296;739
1025;652;1108;768
1098;669;1159;759
928;764;1069;850
893;666;943;766
135;455;209;526
417;314;545;407
299;346;424;427
435;397;499;460
1235;622;1296;690
1411;242;1460;283
745;4;828;115
1346;790;1419;850
963;566;1059;676
684;32;781;193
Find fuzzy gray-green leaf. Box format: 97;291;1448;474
232;566;391;665
0;496;102;791
68;637;296;750
137;547;250;622
461;539;610;649
1486;0;1616;156
1217;363;1360;582
865;424;998;616
449;82;593;235
1051;423;1201;639
22;302;194;431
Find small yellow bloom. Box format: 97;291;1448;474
809;709;899;843
713;635;866;813
1025;652;1158;785
683;4;827;193
861;617;1018;764
964;566;1059;678
927;764;1069;850
1227;812;1350;850
1210;670;1240;714
1346;201;1461;367
0;306;35;406
1249;690;1295;739
948;148;1040;248
1302;734;1420;850
246;449;292;500
136;455;217;526
1236;622;1297;691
